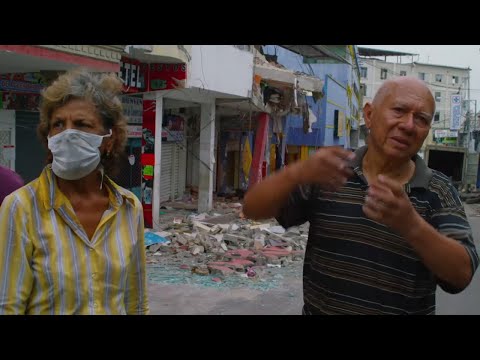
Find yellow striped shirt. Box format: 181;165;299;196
0;166;149;315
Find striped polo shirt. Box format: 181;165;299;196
277;146;479;315
0;166;149;315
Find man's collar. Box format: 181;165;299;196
349;146;432;189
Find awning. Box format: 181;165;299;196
0;45;122;74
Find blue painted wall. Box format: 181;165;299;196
262;45;361;149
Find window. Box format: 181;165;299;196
360;67;368;78
380;68;388;80
435;92;442;102
418;72;426;81
400;71;407;76
360;84;367;96
452;76;459;85
435;74;443;83
434;112;440;122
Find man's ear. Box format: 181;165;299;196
363;102;373;130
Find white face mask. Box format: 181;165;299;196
47;129;112;180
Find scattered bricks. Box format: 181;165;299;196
191;245;205;255
262;246;292;257
208;265;235;276
178;245;189;251
179;264;190;270
262;250;291;259
212;277;222;283
226;249;254;258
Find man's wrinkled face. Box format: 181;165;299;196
364;80;435;160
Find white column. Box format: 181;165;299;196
152;93;163;231
198;102;215;213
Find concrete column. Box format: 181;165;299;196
250;112;269;186
198;102;215;213
152;93;163;231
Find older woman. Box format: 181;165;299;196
0;69;149;315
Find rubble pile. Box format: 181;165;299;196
145;204;309;280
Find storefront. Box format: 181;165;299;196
118;56;190;227
0;73;49;182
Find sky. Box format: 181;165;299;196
358;45;480;111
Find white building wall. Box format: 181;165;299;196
187;45;254;98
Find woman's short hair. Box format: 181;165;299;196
38;68;127;176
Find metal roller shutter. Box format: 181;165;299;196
160;142;173;202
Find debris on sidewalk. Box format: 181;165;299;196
145;202;308;282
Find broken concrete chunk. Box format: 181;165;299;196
213;234;224;243
208;265;235;276
249;223;271;231
191;245;205;255
269;226;286;234
224;233;253;243
175;235;188;246
191;265;210;276
193;221;213;232
210;225;223;234
267;264;282;268
253;234;266;250
148;243;163;253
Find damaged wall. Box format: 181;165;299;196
262;45;362;150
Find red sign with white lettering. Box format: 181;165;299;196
146;63;187;91
119;57;145;93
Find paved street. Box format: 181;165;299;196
436;204;480;315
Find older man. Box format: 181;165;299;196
243;77;479;315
